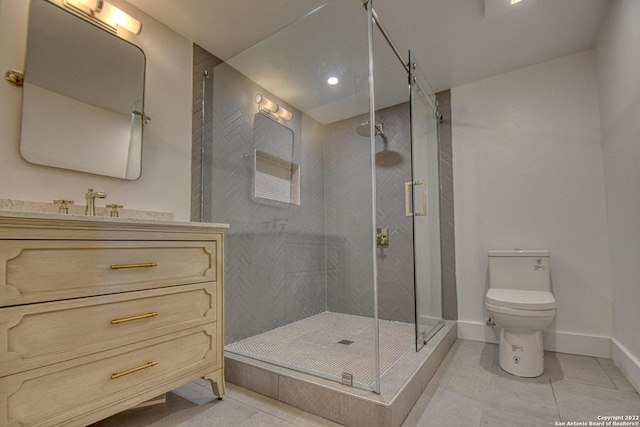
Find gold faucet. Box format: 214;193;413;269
85;188;107;216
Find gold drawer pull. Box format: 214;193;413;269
111;361;157;379
110;262;158;270
111;312;158;325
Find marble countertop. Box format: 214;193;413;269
0;210;229;229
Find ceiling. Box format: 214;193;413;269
373;0;610;91
126;0;611;122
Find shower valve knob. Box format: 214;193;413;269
376;227;389;246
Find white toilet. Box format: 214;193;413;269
485;250;556;377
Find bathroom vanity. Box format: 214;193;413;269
0;212;228;426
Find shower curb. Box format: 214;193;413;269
225;321;457;427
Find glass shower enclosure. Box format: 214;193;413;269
409;53;444;349
203;0;443;393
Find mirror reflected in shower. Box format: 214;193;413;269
253;112;299;205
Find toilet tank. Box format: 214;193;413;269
488;250;550;292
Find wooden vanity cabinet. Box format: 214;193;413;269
0;215;227;427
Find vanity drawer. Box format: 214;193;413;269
0;240;217;306
0;282;218;376
0;324;218;427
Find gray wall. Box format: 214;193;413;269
436;90;457;321
375;104;415;322
206;61;327;344
323;104;415;323
323;98;456;324
192;44;222;223
323;113;375;319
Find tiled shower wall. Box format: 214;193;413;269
192;45;457;343
436;90;457;321
322;114;375;319
375;105;416;322
192;45;222;223
323;97;457;323
323;104;415;323
208;62;327;344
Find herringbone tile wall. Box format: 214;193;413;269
436;90;458;321
323;113;376;319
375;104;416;323
191;45;222;223
208;63;326;344
323;104;415;323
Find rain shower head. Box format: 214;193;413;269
355;120;400;166
356;121;384;137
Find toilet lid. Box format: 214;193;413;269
485;289;556;310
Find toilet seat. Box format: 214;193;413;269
485;289;556;310
485;302;556;317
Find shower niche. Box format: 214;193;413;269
253;112;300;206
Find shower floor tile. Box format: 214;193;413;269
225;312;415;386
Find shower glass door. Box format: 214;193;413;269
213;0;381;393
409;52;444;350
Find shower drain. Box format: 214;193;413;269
337;339;354;345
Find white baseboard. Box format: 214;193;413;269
457;320;500;344
456;321;639;393
542;330;612;358
456;321;612;358
612;339;640;393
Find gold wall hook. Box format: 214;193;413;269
132;110;151;126
4;69;24;87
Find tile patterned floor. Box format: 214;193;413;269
92;339;640;427
225;312;415;386
91;380;342;427
402;340;640;427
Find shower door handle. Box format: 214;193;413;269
405;180;427;217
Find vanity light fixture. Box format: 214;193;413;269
64;0;142;35
255;94;293;121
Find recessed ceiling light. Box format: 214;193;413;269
327;76;339;85
510;0;522;4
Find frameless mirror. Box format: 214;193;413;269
253;113;299;205
19;0;146;180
